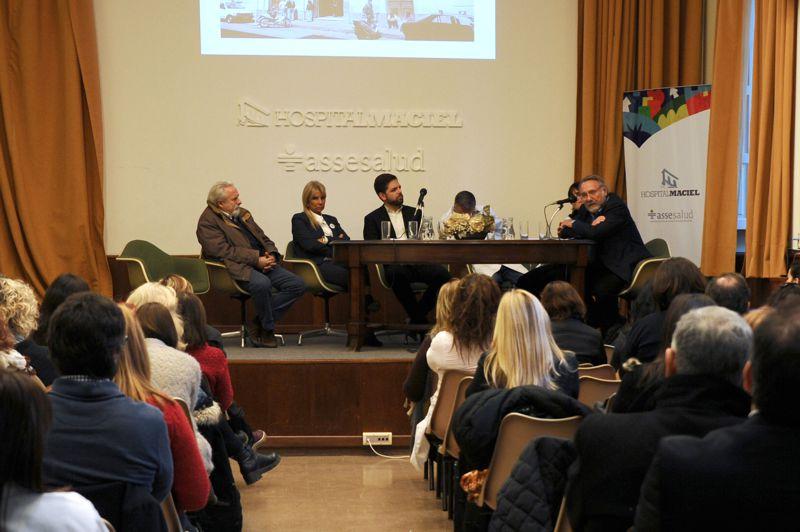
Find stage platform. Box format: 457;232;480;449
225;334;417;448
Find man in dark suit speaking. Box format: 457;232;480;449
558;174;651;332
363;173;451;326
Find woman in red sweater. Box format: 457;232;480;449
115;304;211;513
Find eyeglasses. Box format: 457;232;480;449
578;188;604;199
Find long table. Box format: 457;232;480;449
332;239;595;350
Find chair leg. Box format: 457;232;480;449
240;298;248;348
435;455;442;500
297;294;346;345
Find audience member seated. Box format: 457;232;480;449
160;274;225;351
197;181;305;348
765;281;800;308
566;306;752;531
127;282;187;348
0;277;58;385
42;292;174;503
607;280;656;355
634;304;800;530
467;289;579;399
30;272;90;346
611;293;715;414
612;257;705;369
541;281;606;366
0;306;42;387
178;292;266;449
787;254;800;284
115;304;211;513
705;271;750;314
410;274;501;471
0;369;106;531
291;180;350;289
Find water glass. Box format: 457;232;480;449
538;220;548;240
420;217;435;240
407;220;419;240
381;220;392;240
520;221;530;240
504;217;516;240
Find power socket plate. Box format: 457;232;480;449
362;431;393;446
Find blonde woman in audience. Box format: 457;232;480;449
115;304;211;513
0;370;106;531
466;289;578;398
411;274;501;470
160;274;226;351
126;282;186;350
0;277;57;384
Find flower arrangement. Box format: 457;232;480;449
441;206;496;240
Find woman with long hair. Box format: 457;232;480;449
291;180;350;289
0;370;106;530
541;280;606;366
411;274;501;470
115;304;210;513
467;289;578;397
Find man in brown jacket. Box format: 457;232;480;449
197;181;305;347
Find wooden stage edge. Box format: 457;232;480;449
229;356;414;448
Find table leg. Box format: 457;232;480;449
346;264;365;351
569;264;586;296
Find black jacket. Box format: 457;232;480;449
453;385;590;470
15;338;59;386
612;311;666;369
551;318;606;366
291;212;349;265
560;193;650;282
566;374;751;532
635;415;800;532
363;204;421;240
490;437;577;532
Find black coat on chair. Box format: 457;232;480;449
291;212;349;265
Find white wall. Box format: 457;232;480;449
96;0;578;254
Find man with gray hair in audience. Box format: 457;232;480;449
705;272;750;314
566;306;752;531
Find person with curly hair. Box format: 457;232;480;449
0;277;58;385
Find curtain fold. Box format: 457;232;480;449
744;0;797;278
700;0;746;275
575;0;704;195
0;0;112;296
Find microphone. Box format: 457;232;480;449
548;194;577;206
413;188;428;218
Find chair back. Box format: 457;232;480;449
478;413;583;510
442;376;473;458
645;237;671;258
603;344;614;364
427;370;473;441
578;376;622;407
554;496;572;532
117;240;210;294
204;259;249;296
577;364;617;380
161;494;182;532
618;257;668;300
283;242;343;294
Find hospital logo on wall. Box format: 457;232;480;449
640;168;701;198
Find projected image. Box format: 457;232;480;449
217;0;474;41
201;0;493;58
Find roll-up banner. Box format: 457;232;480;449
623;85;711;264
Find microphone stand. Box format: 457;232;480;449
543;203;565;240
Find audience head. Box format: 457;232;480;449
115;304;170;405
127;282;184;346
629;280;658;322
541;280;586;321
744;305;773;330
207;180;241;216
33;273;90;345
749;306;800;425
577;175;608;213
136;302;179;349
0;278;39;339
766;282;800;308
177;293;209;351
49;293;125;379
651;257;706;311
660;293;716;353
485;289;566;390
160;274;194;296
666;306;751;386
787;255;800;283
450;274;501;355
373;173;403;207
453;191;477;214
430;279;460;337
302;180;327;224
705;273;750;314
0;369;52;493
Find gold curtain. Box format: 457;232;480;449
0;0;112;296
575;0;704;195
700;0;746;275
745;0;797;278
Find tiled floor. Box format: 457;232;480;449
235;449;450;531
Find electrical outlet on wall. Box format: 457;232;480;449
362;432;393;446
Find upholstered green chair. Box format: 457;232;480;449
645;237;671;258
618;238;672;301
117;240;209;294
282;242;346;345
204;260;285;348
